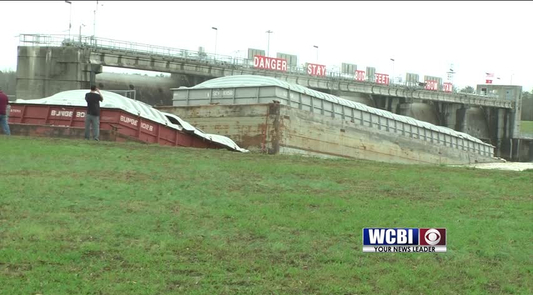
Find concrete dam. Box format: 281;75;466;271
14;34;526;160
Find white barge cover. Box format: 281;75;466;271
15;90;248;153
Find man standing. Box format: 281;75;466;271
0;88;10;136
85;85;103;141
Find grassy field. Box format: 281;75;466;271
521;121;533;134
0;136;531;295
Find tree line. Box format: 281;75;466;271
0;70;16;98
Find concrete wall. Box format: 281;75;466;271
398;102;440;126
15;46;177;105
158;104;498;165
16;46;100;100
457;107;491;141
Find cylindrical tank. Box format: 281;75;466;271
95;72;179;106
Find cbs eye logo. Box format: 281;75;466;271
419;228;446;246
424;229;441;245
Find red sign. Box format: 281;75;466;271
355;70;366;82
443;82;453;93
375;73;389;85
485;79;493;84
253;55;287;72
307;63;326;76
424;80;438;91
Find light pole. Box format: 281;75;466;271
390;58;395;84
212;27;218;59
510;73;514;85
266;30;273;57
93;1;103;39
313;45;318;62
447;68;455;85
232;50;241;64
79;24;86;43
65;1;72;39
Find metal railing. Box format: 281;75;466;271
16;34;508;98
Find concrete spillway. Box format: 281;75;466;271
160;75;499;164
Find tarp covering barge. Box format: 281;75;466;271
8;90;248;153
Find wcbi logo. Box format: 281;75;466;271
362;228;447;253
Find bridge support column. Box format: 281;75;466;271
456;107;490;141
441;103;461;130
374;95;387;109
16;46;92;99
386;97;401;113
455;106;470;134
398;102;440;125
89;64;103;87
489;108;506;157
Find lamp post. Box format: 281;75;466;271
65;1;72;39
232;50;241;64
212;27;218;59
93;1;103;38
79;24;86;43
510;73;514;85
266;30;273;57
390;58;395;84
447;68;455;85
313;45;318;62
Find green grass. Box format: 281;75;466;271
521;121;533;134
0;136;531;295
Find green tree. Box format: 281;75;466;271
459;86;475;94
0;70;17;98
521;91;533;121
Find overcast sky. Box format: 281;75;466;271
1;1;532;91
